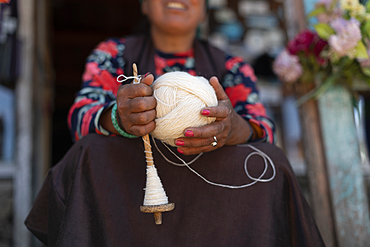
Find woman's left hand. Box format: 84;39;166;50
174;76;252;155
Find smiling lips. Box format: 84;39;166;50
167;2;186;10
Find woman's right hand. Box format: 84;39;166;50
115;73;156;136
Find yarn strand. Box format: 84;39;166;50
153;137;276;189
152;135;203;167
117;74;142;83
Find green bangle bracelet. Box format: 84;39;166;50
111;103;138;138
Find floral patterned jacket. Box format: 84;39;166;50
68;37;276;144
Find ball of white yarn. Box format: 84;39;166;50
150;71;218;146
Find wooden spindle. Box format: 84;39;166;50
133;63;175;224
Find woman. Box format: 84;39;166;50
25;1;324;246
68;0;275;151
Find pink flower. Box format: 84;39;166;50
287;30;316;55
329;18;362;58
314;38;329;65
273;50;303;83
287;30;328;65
314;38;328;57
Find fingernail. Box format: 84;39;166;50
177;148;184;154
143;72;150;78
185;130;194;137
175;140;184;146
202;109;210;115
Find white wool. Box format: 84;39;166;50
143;165;168;206
150;71;218;146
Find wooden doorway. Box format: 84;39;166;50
51;0;143;164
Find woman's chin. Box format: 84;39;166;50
157;23;197;35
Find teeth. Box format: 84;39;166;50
167;2;185;9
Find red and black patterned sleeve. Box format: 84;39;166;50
68;38;126;142
222;55;276;144
68;38;275;144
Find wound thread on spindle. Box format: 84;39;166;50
143;165;169;206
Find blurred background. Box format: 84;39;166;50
0;0;369;246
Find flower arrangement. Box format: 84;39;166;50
273;0;370;103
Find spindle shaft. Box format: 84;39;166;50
133;63;175;225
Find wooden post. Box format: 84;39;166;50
318;85;370;247
283;0;306;39
14;0;35;246
295;83;337;247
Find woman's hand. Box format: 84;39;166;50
116;73;157;136
99;73;157;137
174;76;253;155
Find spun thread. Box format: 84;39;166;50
143;165;169;205
142;137;169;206
153;136;276;189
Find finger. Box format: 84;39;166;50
128;96;157;113
118;83;153;99
141;73;154;86
200;104;229;118
129;121;156;136
184;121;226;139
129;109;156;125
209;76;228;101
175;136;219;148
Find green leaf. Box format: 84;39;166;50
314;23;335;40
355;40;369;59
362;67;370;77
362;21;370;39
367;1;370;11
312;74;338;98
296;74;338;105
308;6;326;18
296;88;317;106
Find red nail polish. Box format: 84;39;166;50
143;72;150;78
175;140;184;146
202;109;210;115
185;130;194;137
177;148;184;154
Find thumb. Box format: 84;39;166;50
209;76;228;101
141;73;154;86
